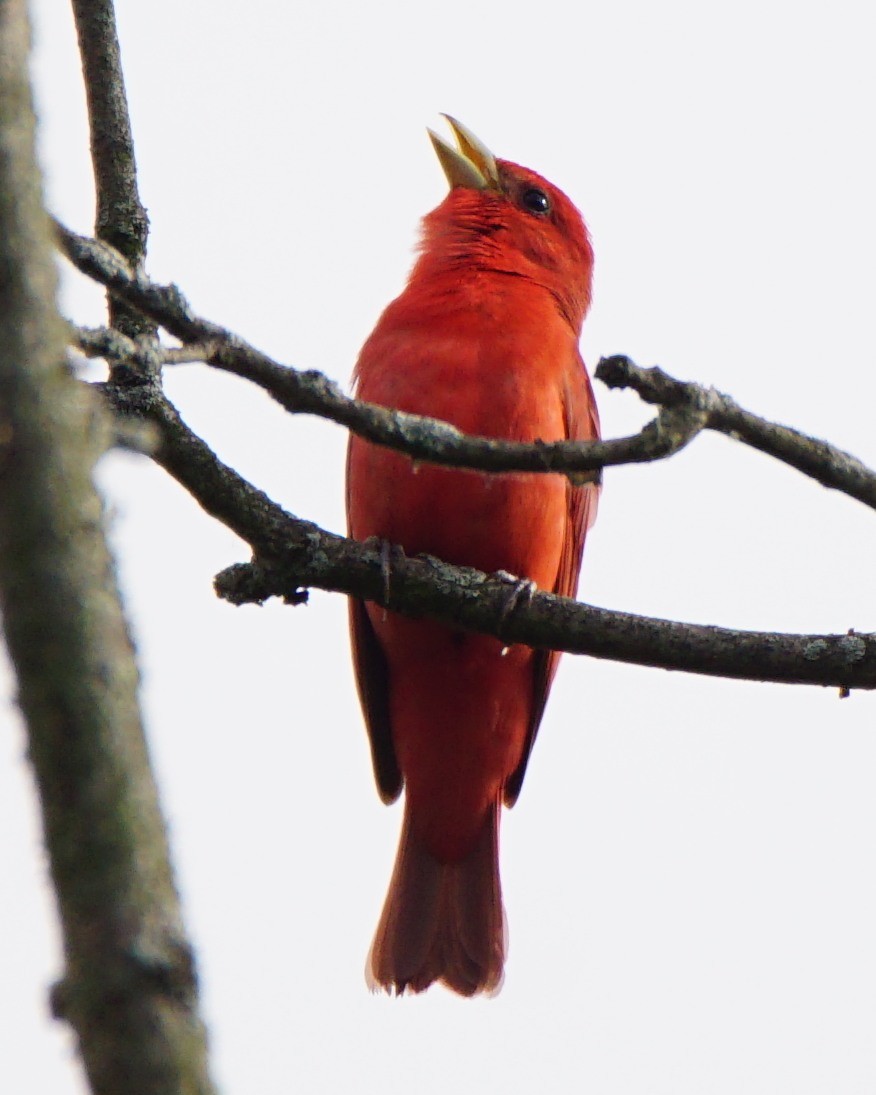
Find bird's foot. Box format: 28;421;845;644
493;570;537;651
363;537;405;620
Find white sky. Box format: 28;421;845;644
2;0;875;1091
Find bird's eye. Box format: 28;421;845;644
521;187;551;215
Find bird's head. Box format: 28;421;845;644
417;116;594;334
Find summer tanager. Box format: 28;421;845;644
346;117;599;995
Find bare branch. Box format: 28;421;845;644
56;229;688;483
598;356;876;509
91;380;876;692
74;324;223;369
70;0;154;340
215;544;876;691
56;218;875;691
58;222;876;690
0;4;214;1090
58;229;876;513
98;376;294;550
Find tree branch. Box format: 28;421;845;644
56;224;876;509
62;224;876;686
70;0;155;340
0;3;215;1092
216;544;875;691
598;356;876;509
89;380;876;692
98;375;296;552
74;323;223;369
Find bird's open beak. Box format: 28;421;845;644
427;115;501;191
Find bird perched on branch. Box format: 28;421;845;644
346;117;600;995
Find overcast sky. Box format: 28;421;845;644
3;1;876;1092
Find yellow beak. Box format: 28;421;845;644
427;115;501;191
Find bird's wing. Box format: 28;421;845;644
346;442;403;804
504;358;600;805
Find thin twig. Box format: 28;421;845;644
70;0;154;340
74;324;222;369
598;356;876;509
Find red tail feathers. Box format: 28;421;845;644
367;800;506;996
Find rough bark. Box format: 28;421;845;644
0;3;214;1092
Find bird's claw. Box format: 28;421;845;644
494;570;537;645
364;537;405;620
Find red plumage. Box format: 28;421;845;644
347;120;599;995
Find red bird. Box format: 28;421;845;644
346;117;599;995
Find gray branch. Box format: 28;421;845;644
70;0;154;340
58;223;875;692
215;544;876;692
597;356;876;510
56;224;876;510
0;3;215;1092
90;380;876;692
